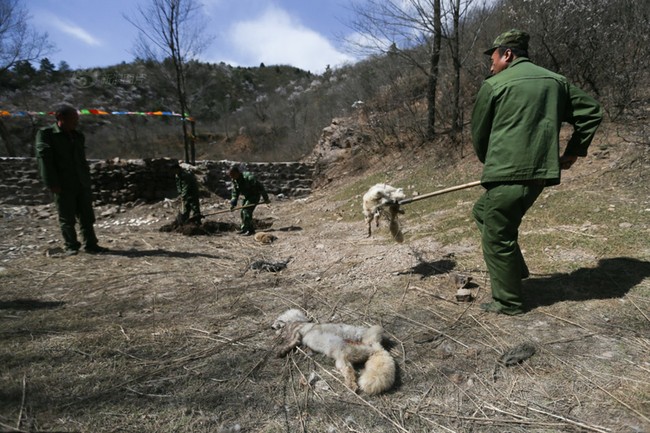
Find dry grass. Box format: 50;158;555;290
0;134;649;432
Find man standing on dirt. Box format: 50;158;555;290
35;104;109;256
173;163;202;224
471;30;602;315
228;165;270;236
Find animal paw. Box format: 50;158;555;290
345;379;359;393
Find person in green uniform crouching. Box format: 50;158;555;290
35;104;109;255
471;30;602;315
172;163;202;224
228;165;270;236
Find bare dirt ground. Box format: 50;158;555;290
1;136;649;433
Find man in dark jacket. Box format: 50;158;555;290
173;163;202;224
471;30;602;315
228;165;270;236
35;104;108;255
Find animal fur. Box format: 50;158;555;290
254;232;277;244
273;309;395;395
362;183;405;242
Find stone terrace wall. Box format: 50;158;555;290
0;157;314;206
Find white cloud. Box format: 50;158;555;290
227;7;354;73
49;15;102;47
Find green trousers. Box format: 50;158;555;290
240;196;259;232
180;195;201;222
54;187;98;251
472;183;544;314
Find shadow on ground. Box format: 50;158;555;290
396;258;456;278
0;299;66;310
524;257;650;309
105;249;222;260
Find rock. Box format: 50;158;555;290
46;247;64;257
101;207;119;217
455;288;473;302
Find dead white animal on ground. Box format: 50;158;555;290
273;309;396;395
362;183;405;242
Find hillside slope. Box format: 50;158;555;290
0;125;648;432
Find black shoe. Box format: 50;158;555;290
241;230;255;236
237;229;246;234
64;248;79;256
85;245;109;254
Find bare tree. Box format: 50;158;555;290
348;0;443;140
501;0;650;119
125;0;209;164
0;0;52;156
0;0;51;74
441;0;487;136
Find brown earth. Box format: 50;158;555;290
0;133;649;433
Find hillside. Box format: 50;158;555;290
0;60;343;162
1;120;648;432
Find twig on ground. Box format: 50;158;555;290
543;351;650;424
511;400;612;433
119;325;130;341
0;420;27;433
394;312;469;348
467;315;505;354
288;356;307;433
125;387;172;398
258;289;308;313
399;280;410;308
410;413;459;433
438;368;489;418
423;305;454;324
628;297;650;324
539;310;592;330
556;227;601;238
295;347;410;433
417;411;566;428
406;381;436;419
411;285;459;305
37;270;60;288
542;333;596;346
58;329;262;409
16;373;26;430
234;348;274;389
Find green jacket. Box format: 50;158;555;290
231;171;269;202
35;123;92;190
175;169;199;199
471;57;602;186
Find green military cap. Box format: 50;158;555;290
484;29;529;55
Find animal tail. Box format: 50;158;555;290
358;348;396;395
389;219;404;243
387;204;404;243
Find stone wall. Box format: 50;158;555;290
0;157;314;206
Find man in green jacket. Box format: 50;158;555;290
228;165;270;236
471;30;602;315
35;104;108;255
172;163;202;224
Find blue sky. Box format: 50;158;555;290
29;0;363;73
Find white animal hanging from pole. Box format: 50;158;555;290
362;183;406;243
